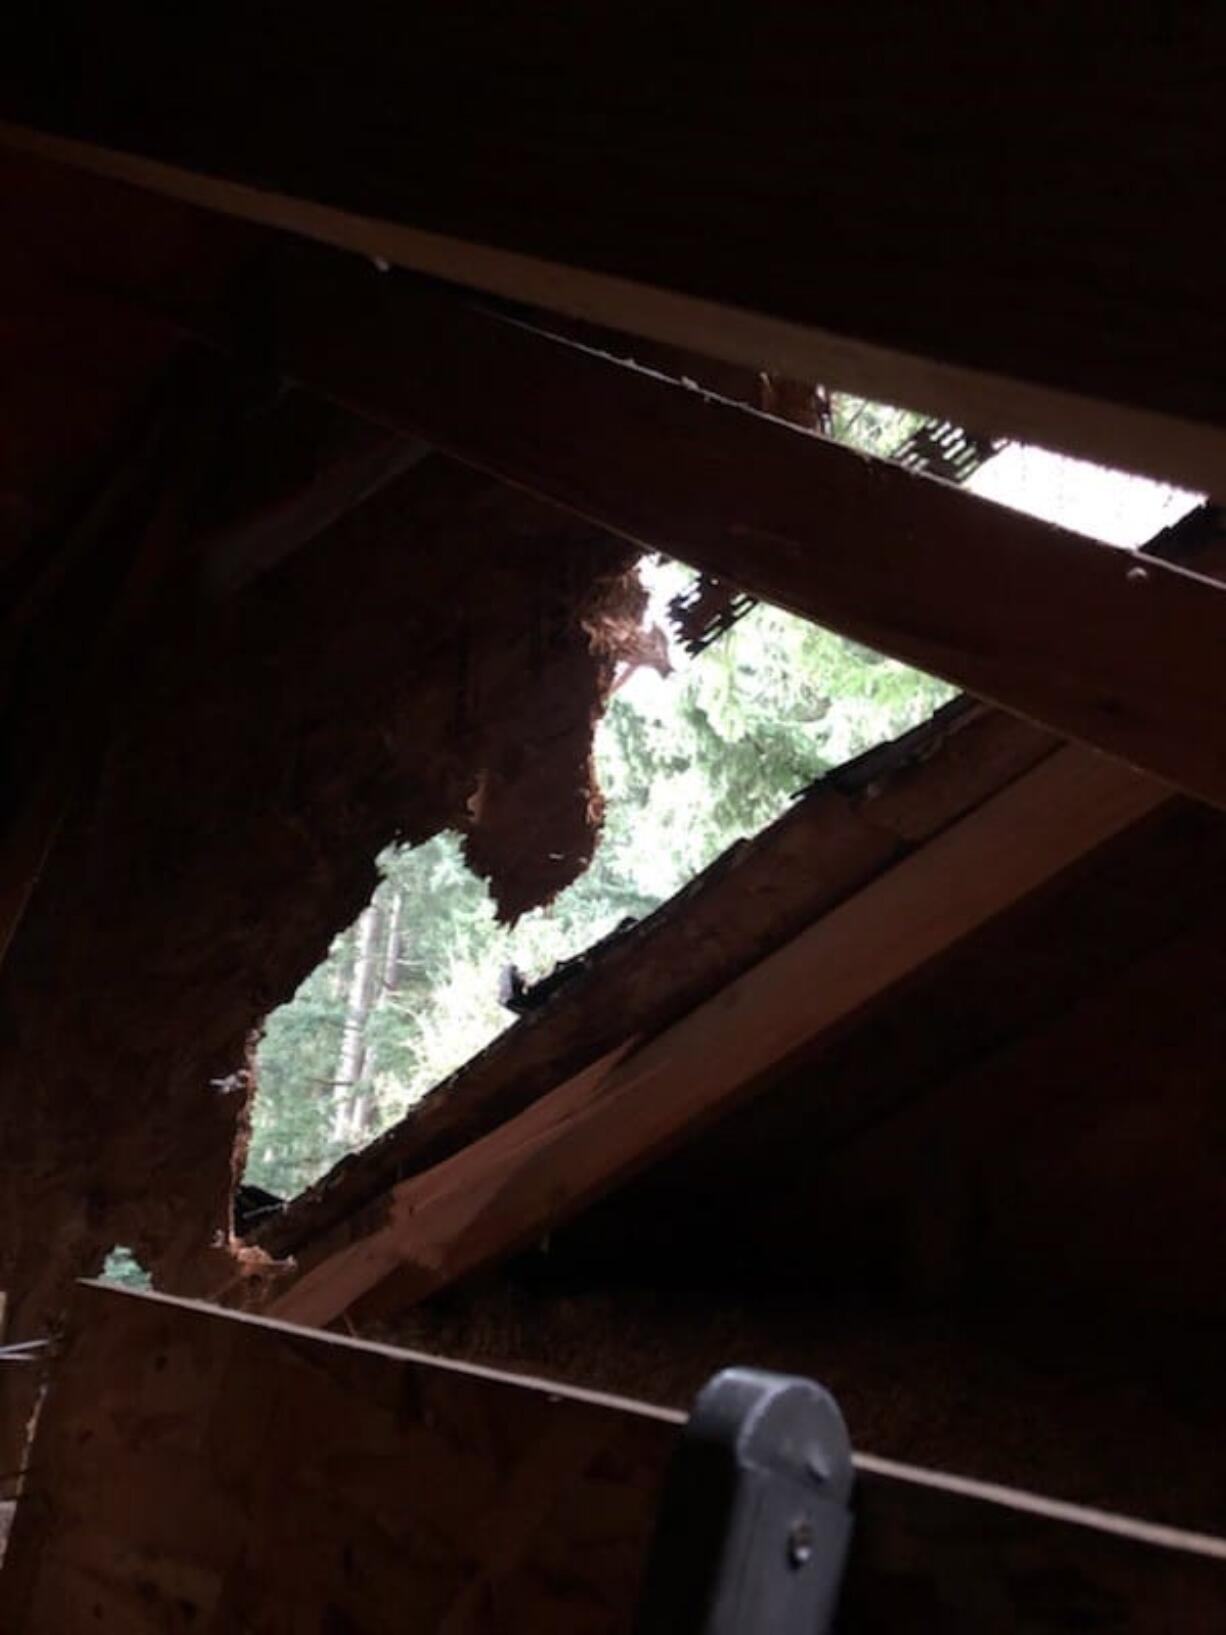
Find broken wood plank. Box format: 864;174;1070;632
2;11;1225;489
2;1282;1223;1633
202;262;1226;811
256;704;1059;1268
269;742;1172;1328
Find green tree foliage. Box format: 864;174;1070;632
830;394;924;457
248;396;950;1198
249;574;952;1197
99;1247;152;1290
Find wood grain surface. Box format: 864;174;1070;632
2;1284;1224;1632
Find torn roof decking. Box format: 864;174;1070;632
256;507;1226;1314
0;134;901;1415
254;712;1200;1330
253;701;1052;1261
0;152;654;1424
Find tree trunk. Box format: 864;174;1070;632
331;903;381;1145
382;889;403;992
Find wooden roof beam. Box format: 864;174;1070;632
2;12;1225;490
267;742;1172;1329
261;262;1226;810
0;349;231;969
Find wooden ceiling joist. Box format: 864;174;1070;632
2;12;1225;489
267;740;1172;1329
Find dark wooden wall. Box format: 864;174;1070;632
5;1284;1224;1634
0;148;649;1473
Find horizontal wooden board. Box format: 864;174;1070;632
1;1283;1223;1633
2;11;1225;488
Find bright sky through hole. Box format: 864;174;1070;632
966;444;1202;548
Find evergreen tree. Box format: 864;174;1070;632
248;396;951;1197
250;577;952;1197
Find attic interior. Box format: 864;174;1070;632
0;16;1225;1629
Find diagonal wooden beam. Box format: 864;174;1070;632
267;742;1172;1329
253;703;1057;1271
2;10;1225;490
255;262;1226;811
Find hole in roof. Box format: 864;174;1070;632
966;443;1203;547
245;393;1205;1201
247;562;957;1197
99;1247;152;1291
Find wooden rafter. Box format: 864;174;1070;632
2;11;1225;489
257;264;1226;811
267;742;1172;1329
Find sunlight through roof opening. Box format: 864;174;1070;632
247;397;1205;1202
966;443;1203;547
